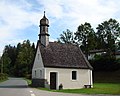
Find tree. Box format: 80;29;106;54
0;56;2;73
32;43;36;54
15;40;35;77
75;22;96;58
1;40;35;77
96;18;120;57
1;49;11;74
0;45;17;75
57;29;74;44
90;54;119;71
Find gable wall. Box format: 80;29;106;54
45;67;93;89
32;46;44;79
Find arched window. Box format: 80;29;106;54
40;70;42;77
38;54;40;60
35;70;36;77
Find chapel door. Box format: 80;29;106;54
50;72;57;89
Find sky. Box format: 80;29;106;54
0;0;120;55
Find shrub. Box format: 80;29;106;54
0;73;8;80
90;55;120;71
25;74;31;79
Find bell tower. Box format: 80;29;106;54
39;11;50;46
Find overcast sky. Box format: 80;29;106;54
0;0;120;55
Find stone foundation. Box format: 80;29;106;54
32;79;45;87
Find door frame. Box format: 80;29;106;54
50;72;58;89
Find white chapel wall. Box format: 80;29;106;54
45;67;93;89
32;46;45;79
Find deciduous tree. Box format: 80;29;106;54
57;29;74;44
75;22;96;58
96;18;120;57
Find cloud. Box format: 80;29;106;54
39;0;120;29
0;0;120;55
37;0;63;19
35;0;120;42
0;0;41;55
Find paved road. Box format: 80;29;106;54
0;78;30;96
0;78;119;96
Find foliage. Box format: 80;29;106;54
96;18;120;57
15;40;35;77
0;40;35;77
1;45;12;73
75;22;97;58
57;29;74;44
90;55;120;71
0;73;8;81
24;78;32;86
57;19;120;58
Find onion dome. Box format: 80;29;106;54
40;11;49;26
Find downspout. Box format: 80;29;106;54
89;70;92;88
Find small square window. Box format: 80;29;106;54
72;71;77;80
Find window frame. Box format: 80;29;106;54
72;71;77;80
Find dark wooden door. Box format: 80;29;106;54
50;72;56;89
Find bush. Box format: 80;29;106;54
90;55;120;71
25;74;31;79
0;73;8;81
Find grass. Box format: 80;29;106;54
54;83;120;95
37;87;51;91
24;78;32;86
0;79;8;83
0;73;8;83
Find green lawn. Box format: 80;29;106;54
0;79;7;83
54;83;120;95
